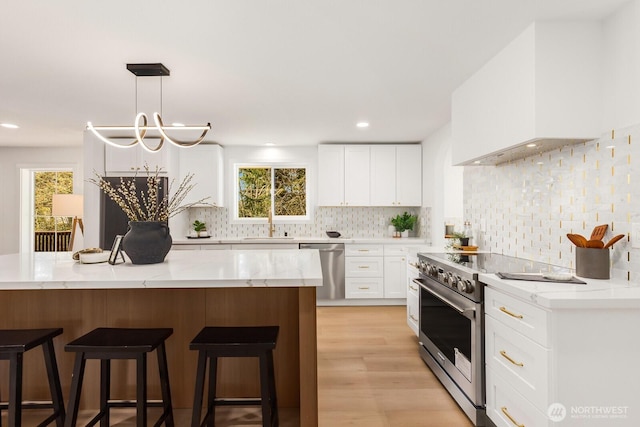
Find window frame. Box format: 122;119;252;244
232;162;311;224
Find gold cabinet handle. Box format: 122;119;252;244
501;407;525;427
409;314;418;322
358;286;370;290
409;285;418;291
358;265;370;269
500;350;524;367
499;306;524;319
358;249;370;252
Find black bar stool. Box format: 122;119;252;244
64;328;174;427
189;326;279;427
0;328;65;427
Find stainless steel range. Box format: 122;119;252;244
414;252;553;426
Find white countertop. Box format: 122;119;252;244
480;273;640;309
172;236;431;245
0;250;323;290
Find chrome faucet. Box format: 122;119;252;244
268;211;275;237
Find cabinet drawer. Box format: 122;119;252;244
345;257;383;277
485;287;550;346
346;278;384;298
345;244;384;257
486;367;549;427
485;315;550;411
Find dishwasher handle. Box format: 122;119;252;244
299;244;344;252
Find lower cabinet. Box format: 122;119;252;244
171;244;231;250
406;255;420;336
484;285;640;427
345;245;384;298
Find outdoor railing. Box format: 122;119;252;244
34;231;71;252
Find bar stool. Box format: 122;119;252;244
64;328;174;427
0;328;65;427
189;326;279;427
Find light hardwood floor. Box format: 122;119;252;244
10;306;472;426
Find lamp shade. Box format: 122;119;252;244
52;194;83;217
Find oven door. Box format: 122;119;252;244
415;275;484;406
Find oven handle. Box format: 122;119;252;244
413;278;476;319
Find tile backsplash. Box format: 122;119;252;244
187;206;430;240
464;123;640;282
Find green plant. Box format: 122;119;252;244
451;230;468;239
391;212;418;232
193;220;206;232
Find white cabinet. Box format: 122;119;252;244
383;254;406;298
178;144;224;207
345;244;383;298
318;145;370;206
370;145;421;206
105;145;168;175
171;244;231;250
484;285;640;426
406;255;420;336
452;22;601;165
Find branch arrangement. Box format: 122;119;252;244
89;165;209;222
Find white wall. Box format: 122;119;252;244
0;146;84;255
421;123;464;248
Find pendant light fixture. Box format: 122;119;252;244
87;63;211;152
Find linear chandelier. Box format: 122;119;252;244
87;63;211;153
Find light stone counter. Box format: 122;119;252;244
0;249;322;290
171;236;430;245
480;273;640;309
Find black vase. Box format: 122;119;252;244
122;221;172;264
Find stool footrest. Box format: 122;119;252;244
105;399;165;408
0;400;55;410
214;397;263;406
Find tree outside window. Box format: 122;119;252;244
238;166;307;218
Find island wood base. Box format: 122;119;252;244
0;286;318;426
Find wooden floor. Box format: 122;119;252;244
10;306;472;426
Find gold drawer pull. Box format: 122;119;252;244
499;306;524;319
501;406;525;427
358;249;370;252
409;314;418;322
409;285;418;291
500;350;524;367
358;265;370;269
358;286;370;290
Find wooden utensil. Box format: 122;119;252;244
603;234;625;249
567;233;587;247
590;224;608;241
585;239;604;248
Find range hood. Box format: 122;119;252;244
462;137;595;166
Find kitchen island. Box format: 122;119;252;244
0;249;322;426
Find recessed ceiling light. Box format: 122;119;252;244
526;143;537;148
1;123;19;129
356;122;369;128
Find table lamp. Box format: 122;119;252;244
52;194;84;252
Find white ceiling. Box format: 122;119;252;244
0;0;629;148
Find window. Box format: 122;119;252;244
34;171;74;251
236;165;308;221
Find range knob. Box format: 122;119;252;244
457;279;475;294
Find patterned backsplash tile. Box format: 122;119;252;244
464;123;640;282
187;206;430;240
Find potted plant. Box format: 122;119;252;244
390;212;418;238
451;231;470;247
192;220;207;237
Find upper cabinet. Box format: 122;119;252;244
452;22;602;165
370;145;421;206
318;145;370;206
104;144;169;175
178;144;224;207
318;144;421;207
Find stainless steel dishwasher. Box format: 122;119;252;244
298;243;345;299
